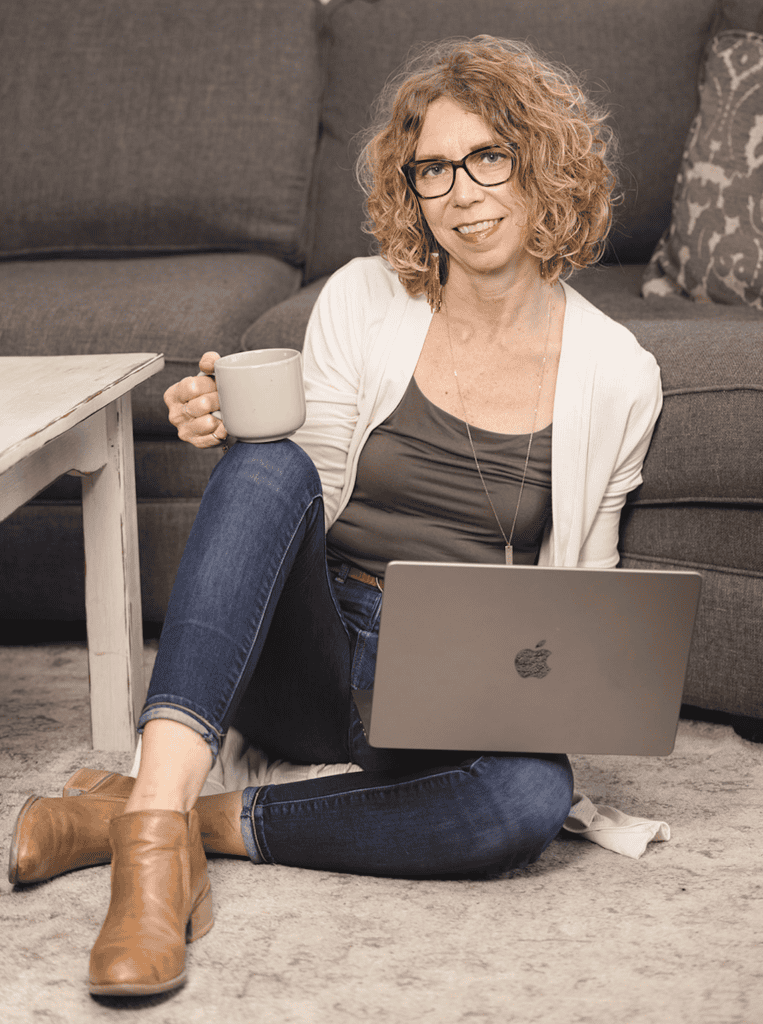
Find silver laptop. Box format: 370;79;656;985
353;561;702;756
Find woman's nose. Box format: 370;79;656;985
451;165;482;204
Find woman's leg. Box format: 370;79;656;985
123;720;213;814
89;439;354;996
137;438;353;767
233;565;574;879
239;751;573;878
123;438;353;814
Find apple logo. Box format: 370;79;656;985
514;640;551;679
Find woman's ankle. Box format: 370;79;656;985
127;719;214;817
123;791;195;816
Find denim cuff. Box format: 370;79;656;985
240;787;267;864
137;703;224;764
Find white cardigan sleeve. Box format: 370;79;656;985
290;258;403;527
541;288;664;570
289;271;363;525
577;337;663;568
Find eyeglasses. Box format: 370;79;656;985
402;145;515;199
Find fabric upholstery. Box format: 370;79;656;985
717;0;763;31
306;0;719;281
642;32;763;309
0;253;302;433
610;318;763;505
0;500;202;623
570;264;763;322
621;505;763;574
620;555;762;717
241;276;328;351
636;390;763;503
0;0;321;263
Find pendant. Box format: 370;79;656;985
505;544;513;566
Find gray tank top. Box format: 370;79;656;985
327;376;552;577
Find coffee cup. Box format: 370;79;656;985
213;348;306;442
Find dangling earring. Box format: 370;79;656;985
426;251;443;313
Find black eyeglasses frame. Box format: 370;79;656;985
401;144;516;200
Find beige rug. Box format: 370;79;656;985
1;642;761;1024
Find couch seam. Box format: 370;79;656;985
663;385;763;396
627;497;762;506
621;552;763;579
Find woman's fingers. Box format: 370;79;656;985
184;411;228;447
183;387;221;421
198;350;221;376
164;352;228;447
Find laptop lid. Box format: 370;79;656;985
354;562;702;756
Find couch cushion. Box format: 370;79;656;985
0;0;321;263
0;253;302;433
307;0;719;281
571;264;763;322
0;498;202;622
621;506;762;574
717;0;763;31
619;553;762;718
619;318;763;510
241;276;329;352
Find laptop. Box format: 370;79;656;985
352;561;702;756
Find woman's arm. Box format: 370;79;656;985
577;349;663;568
289;261;375;525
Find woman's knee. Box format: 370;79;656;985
456;754;574;876
208;439;322;510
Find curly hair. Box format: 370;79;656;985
355;36;620;303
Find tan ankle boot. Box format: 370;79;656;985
196;791;249;857
8;770;134;885
89;808;213;997
9;769;250;886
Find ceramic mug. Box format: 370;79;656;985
212;348;306;442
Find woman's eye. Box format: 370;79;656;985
419;162;447;179
481;150;509;164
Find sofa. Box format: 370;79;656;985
1;0;761;732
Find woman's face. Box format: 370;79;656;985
413;97;536;284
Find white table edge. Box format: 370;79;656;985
0;353;165;475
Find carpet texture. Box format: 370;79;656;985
0;642;761;1023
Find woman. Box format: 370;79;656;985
9;36;661;997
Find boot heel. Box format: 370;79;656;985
187;884;214;943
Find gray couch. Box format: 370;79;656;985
1;0;761;731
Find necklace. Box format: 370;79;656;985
444;294;552;566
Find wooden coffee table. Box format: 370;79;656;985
0;353;165;750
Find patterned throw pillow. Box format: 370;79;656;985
641;31;763;310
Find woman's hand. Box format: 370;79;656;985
164;351;229;449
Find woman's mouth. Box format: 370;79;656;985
454;218;502;240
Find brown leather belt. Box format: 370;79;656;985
346;567;384;591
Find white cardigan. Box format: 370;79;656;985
292;256;663;567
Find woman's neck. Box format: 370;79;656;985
440;262;554;346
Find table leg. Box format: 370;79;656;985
80;396;146;750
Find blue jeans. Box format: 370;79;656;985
139;441;573;878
